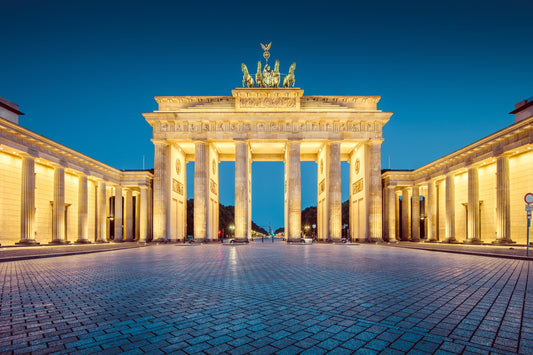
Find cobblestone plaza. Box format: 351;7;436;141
1;244;532;354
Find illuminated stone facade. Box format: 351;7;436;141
0;98;152;246
144;88;392;242
383;98;533;245
4;89;531;247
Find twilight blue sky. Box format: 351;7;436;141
3;0;533;230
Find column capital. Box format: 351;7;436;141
367;138;384;146
152;139;170;146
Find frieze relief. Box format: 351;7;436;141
172;179;184;195
210;179;218;195
156;119;381;134
352;178;364;194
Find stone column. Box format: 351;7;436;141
76;174;90;243
51;166;67;244
139;186;148;243
368;140;383;242
235;141;249;242
194;142;208;242
287;141;302;242
426;180;437;241
114;186;123;242
467;167;482;243
96;181;107;242
328;143;342;242
495;156;513;243
18;156;39;245
445;173;456;243
124;189;133;241
411;186;420;242
401;188;411;241
153;141;169;242
387;186;397;242
135;192;140;241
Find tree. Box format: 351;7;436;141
186;199;267;237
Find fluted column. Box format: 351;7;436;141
411;186;420;241
124;189;133;241
51;166;67;244
18;156;38;245
287;141;302;242
445;173;456;242
467;167;481;243
139;186;148;243
76;174;90;243
368;140;383;242
96;181;107;242
401;188;411;241
194;142;208;242
496;156;513;243
153;142;169;242
235;141;249;242
328;143;342;242
114;186;123;242
387;186;397;242
426;180;437;241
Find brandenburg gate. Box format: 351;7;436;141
143;46;392;243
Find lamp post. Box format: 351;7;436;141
304;225;310;238
229;225;235;239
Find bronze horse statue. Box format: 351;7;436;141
241;63;254;88
283;62;296;88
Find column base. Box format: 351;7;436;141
287;238;305;244
426;238;439;243
410;238;421;242
16;240;40;246
464;238;483;245
151;238;168;243
492;239;516;245
75;239;92;244
231;238;249;244
94;240;109;243
366;237;383;243
387;238;399;243
443;237;460;244
49;240;71;245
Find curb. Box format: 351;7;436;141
392;245;533;261
0;245;147;263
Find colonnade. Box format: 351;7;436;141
16;155;151;245
385;155;513;244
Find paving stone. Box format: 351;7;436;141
0;243;531;355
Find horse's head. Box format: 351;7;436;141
274;60;280;73
290;62;296;74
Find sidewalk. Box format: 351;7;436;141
390;240;533;260
0;242;147;262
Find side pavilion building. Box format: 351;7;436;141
143;88;392;243
383;98;533;245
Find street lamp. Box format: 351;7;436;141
304;225;310;238
229;225;235;238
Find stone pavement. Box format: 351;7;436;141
0;243;532;354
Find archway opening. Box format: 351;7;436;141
251;161;284;239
